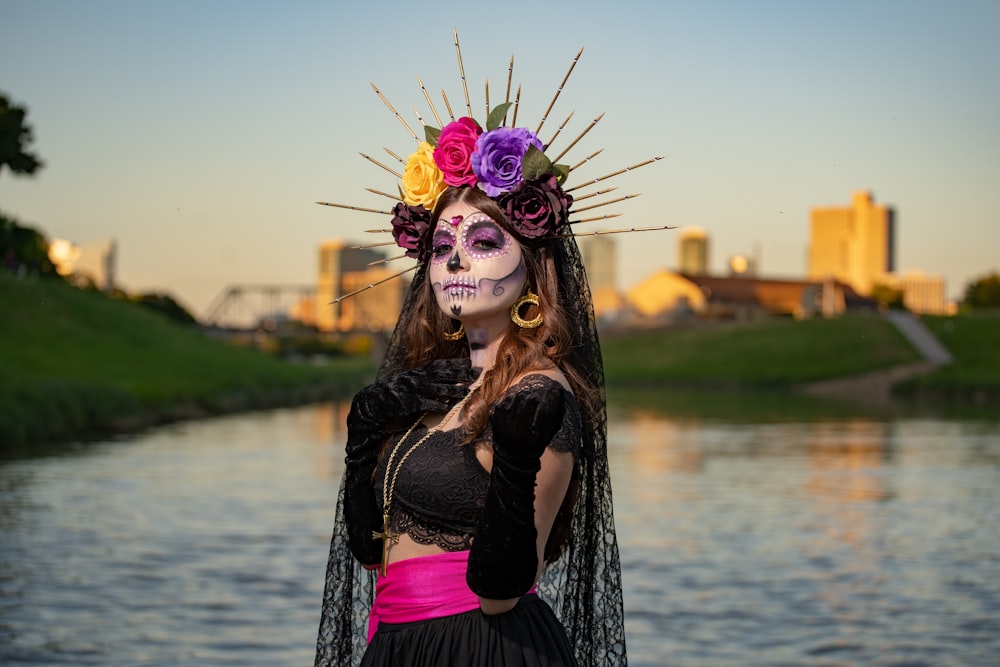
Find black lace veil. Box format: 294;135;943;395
314;232;626;666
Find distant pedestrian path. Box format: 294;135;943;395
801;311;952;403
883;310;953;365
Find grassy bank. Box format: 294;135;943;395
4;270;996;448
600;314;921;390
894;313;1000;402
0;272;376;448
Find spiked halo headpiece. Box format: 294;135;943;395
317;28;670;302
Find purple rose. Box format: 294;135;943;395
390;202;432;259
499;175;574;239
471;127;544;197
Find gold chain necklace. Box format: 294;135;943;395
372;375;483;576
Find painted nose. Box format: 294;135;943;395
446;249;466;272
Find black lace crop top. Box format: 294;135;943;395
373;374;581;552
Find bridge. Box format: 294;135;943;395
200;284;316;330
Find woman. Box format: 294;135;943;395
315;35;633;667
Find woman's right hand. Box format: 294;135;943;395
347;358;478;441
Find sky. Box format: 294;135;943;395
2;0;998;318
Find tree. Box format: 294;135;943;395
131;292;198;326
0;212;60;277
0;93;44;177
962;272;1000;310
871;283;906;310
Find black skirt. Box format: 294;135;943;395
360;594;580;667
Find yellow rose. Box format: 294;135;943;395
402;141;446;209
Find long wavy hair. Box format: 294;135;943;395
396;185;598;560
317;184;626;667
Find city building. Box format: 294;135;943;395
808;190;895;295
314;240;406;332
625;270;875;321
581;235;625;320
678;226;709;275
877;270;950;315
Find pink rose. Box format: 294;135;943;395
433;117;481;187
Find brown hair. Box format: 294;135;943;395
400;185;598;432
397;185;598;561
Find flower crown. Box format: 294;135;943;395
391;108;574;261
317;30;668;302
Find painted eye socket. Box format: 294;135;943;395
464;219;508;256
431;230;455;260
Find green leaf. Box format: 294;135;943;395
521;144;554;182
552;163;570;186
424;125;441;146
485;102;513;132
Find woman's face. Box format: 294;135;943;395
428;200;526;326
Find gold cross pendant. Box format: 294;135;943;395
371;510;398;576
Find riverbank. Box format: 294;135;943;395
0;273;373;450
3;271;997;450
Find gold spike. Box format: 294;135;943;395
484;78;489;119
359;152;403;179
383;146;405;165
441;88;456;122
511;84;521;127
332;265;420;303
536;46;584;136
504;55;514;125
571;187;617;202
569;213;621;224
569;148;603;172
417;76;443;127
562;224;676;238
353;240;398;249
414;107;427;128
365;187;399;201
370;82;418;142
368;253;409;266
316;201;393;215
571;193;641;215
453;28;473;117
545;112;575;150
566;156;666;193
551;112;604;163
364;228;394;234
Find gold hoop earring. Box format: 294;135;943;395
510;292;544;329
443;321;465;341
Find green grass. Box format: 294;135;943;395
4;269;997;447
0;272;376;447
601;314;920;389
895;313;1000;401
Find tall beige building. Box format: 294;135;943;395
678;226;709;275
879;271;950;315
808;191;895;295
580;235;624;319
315;240;406;332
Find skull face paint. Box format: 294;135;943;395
429;209;527;323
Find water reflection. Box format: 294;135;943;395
1;396;997;666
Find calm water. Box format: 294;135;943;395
1;397;998;666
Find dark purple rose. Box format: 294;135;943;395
390;202;431;259
471;126;544;197
499;175;574;239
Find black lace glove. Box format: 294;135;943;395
343;358;477;567
467;378;566;599
347;358;478;437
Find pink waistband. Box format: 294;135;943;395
368;550;481;642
